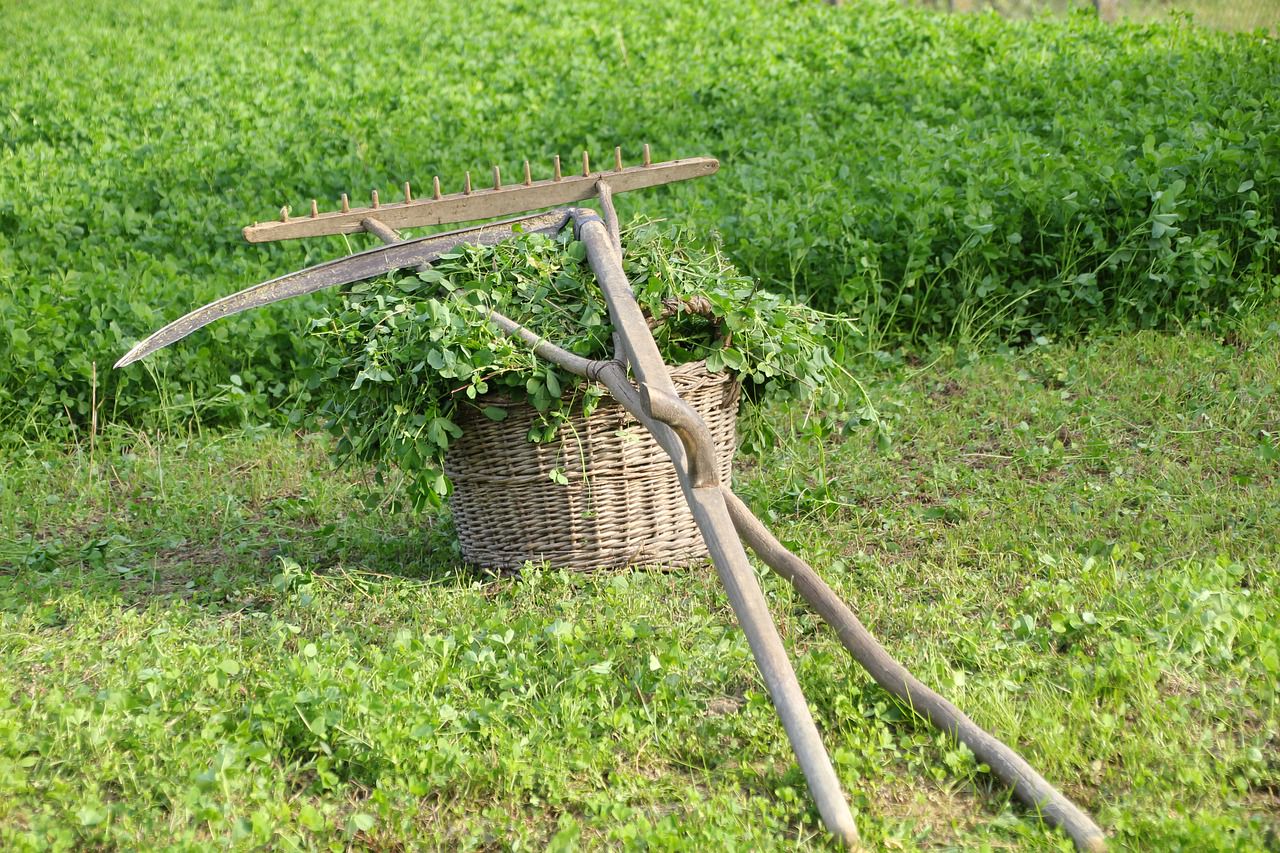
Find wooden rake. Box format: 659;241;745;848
116;148;1106;851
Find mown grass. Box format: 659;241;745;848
3;315;1277;850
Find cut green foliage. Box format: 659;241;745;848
2;0;1278;438
2;316;1277;849
310;221;852;509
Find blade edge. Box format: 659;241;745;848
115;210;569;368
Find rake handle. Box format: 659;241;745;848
477;216;1105;851
574;211;862;849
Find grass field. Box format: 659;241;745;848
4;315;1277;850
3;0;1278;848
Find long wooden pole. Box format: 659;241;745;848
476;212;1106;850
572;207;861;849
719;490;1108;852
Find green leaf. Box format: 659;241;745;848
76;806;106;827
298;803;325;831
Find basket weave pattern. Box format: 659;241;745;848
444;361;738;571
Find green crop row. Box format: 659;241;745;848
1;0;1277;437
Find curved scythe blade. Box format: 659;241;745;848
114;209;570;368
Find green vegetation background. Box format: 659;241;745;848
1;0;1277;437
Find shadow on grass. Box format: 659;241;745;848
0;502;501;620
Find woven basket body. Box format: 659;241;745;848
444;361;738;571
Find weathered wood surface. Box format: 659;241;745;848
243;156;718;243
485;206;1107;851
576;212;862;848
114;211;568;368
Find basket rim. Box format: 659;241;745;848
451;358;734;412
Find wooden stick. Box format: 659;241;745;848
360;217;401;244
719;490;1108;852
484;310;604;379
595;178;623;258
574;211;861;849
243;156;718;243
484;295;1106;850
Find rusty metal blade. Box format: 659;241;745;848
114;210;570;368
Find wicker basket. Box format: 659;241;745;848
444;360;739;571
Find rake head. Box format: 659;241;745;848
244;145;717;243
114;146;717;367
